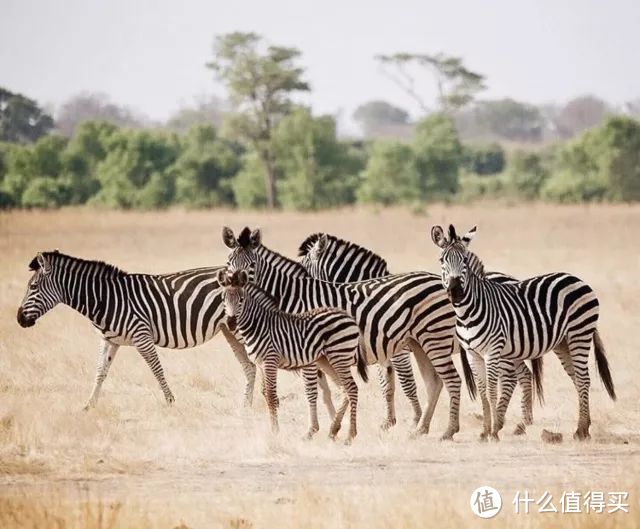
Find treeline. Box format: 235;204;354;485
1;110;639;210
1;31;640;210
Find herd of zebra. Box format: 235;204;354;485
16;223;616;444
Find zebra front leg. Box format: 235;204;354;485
317;370;337;422
84;338;119;410
392;350;422;426
220;324;256;407
485;353;502;441
495;359;518;434
406;339;443;437
261;357;280;433
470;353;492;441
377;363;396;430
301;366;320;440
514;361;533;435
133;335;175;405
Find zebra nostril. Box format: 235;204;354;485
17;307;35;328
227;316;237;331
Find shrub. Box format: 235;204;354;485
462;143;505;175
21;177;70;208
506;150;550;199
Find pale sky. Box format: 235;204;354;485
2;0;639;127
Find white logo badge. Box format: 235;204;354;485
470;486;502;518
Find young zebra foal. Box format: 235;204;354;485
218;269;368;442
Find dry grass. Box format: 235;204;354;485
0;204;639;527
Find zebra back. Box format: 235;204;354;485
298;233;390;282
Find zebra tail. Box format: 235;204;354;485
460;349;477;401
593;329;616;401
531;357;545;406
356;343;369;383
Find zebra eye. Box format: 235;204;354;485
29;282;38;290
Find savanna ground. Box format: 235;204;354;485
0;204;638;528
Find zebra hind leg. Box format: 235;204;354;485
317;370;337;422
513;361;533;435
567;334;593;441
84;338;120;410
261;358;280;433
317;357;350;440
392;350;422;426
220;325;257;408
377;363;397;430
406;339;443;438
133;334;175;405
301;366;320;440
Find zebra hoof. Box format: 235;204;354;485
409;427;428;440
343;437;354;446
303;428;319;441
573;429;591;441
165;395;175;405
490;432;500;442
478;432;489;442
513;423;527;436
380;418;397;431
439;432;455;442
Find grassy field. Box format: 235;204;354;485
0;204;638;528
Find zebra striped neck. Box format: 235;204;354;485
48;253;125;322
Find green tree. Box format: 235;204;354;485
207;32;310;208
376;53;485;113
232;152;268;208
462;143;505;175
357;141;419;205
273;107;363;210
91;129;179;209
469;99;544;142
507;150;550;199
0;87;54;143
413;113;463;197
173;124;240;207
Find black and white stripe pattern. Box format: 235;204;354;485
223;227;462;440
298;233;423;426
298;232;541;435
17;251;257;408
431;224;616;441
218;269;367;441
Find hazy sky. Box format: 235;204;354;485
2;0;639;126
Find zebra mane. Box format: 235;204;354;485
256;244;310;277
30;251;127;279
466;250;486;278
297;233;389;270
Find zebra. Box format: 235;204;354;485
218;268;368;442
16;250;260;408
298;232;542;435
222;226;466;440
298;233;423;428
431;224;616;441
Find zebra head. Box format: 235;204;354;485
222;226;261;279
17;251;64;328
217;268;249;332
297;233;329;280
431;224;477;304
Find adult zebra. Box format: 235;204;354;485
223;226;464;440
298;232;542;435
218;268;368;442
431;224;616;441
297;234;423;428
16;251;259;408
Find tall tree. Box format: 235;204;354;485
0;87;54;143
375;53;485;114
207;32;309;208
553;95;609;139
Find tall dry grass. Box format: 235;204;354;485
0;204;639;527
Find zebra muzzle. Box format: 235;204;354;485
17;307;35;328
226;315;237;332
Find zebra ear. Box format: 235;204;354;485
431;226;447;248
217;268;230;286
461;226;477;247
317;234;328;254
222;227;237;249
249;228;262;248
36;253;52;274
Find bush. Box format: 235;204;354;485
462;143;505;175
357;141;419;206
540;171;607;203
232;153;268;208
506;150;550;199
413;113;462;197
457;173;507;202
21;177;70;208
